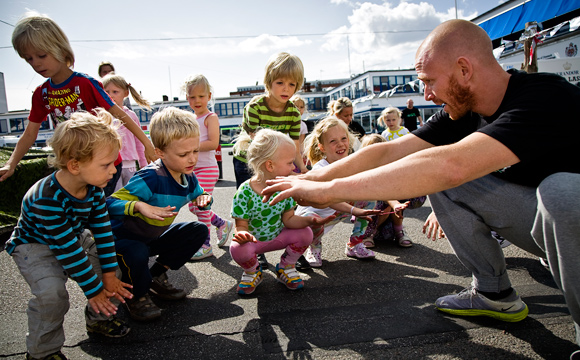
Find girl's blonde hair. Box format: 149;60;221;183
150;107;200;151
12;12;75;68
264;52;304;95
360;134;386;148
102;74;151;110
47;109;121;170
235;128;295;183
290;94;305;108
181;74;214;110
304;116;355;164
377;106;402;127
327;97;352;117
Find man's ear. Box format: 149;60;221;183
456;57;473;82
67;159;80;175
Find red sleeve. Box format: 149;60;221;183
28;84;50;124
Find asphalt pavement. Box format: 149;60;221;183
0;152;578;359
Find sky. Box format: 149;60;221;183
0;0;497;112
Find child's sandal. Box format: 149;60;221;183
395;231;413;248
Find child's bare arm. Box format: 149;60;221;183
108;104;157;163
134;202;177;221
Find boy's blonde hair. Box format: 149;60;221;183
236;129;295;182
264;52;304;95
327;97;352;117
47;109;121;170
102;74;152;110
360;134;386;148
304;116;355;164
377;106;402;127
290;94;306;108
12;12;75;68
149;107;199;151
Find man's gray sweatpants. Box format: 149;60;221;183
430;172;580;346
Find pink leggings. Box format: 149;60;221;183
230;227;313;272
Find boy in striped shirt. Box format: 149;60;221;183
6;109;133;360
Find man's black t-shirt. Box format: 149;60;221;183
414;69;580;187
349;120;366;139
402;107;422;131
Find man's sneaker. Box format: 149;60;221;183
492;231;511;248
295;255;311;271
305;246;323;267
216;220;233;247
150;272;187;300
191;244;213;260
124;293;162;321
345;242;376;259
86;317;131;338
276;263;304;290
435;286;529;322
257;253;268;270
26;351;68;360
539;257;550;268
237;268;263;295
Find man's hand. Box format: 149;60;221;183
423;211;446;241
262;177;333;207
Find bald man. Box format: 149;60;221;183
263;19;580;347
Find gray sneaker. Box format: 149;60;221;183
435;286;528;322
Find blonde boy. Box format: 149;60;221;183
5;109;133;360
106;107;211;321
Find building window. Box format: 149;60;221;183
0;119;7;133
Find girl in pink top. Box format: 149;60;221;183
184;74;233;260
102;74;150;191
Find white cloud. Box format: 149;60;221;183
322;1;478;73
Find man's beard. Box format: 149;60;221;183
445;75;476;120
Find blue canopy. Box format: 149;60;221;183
478;0;580;40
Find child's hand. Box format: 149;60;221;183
192;194;212;208
135;202;177;221
102;272;133;303
391;201;410;219
88;289;119;316
233;231;257;244
309;214;336;226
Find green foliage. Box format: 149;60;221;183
0;155;53;226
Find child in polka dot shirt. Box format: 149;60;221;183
230;129;334;295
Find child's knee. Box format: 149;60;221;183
34;278;70;317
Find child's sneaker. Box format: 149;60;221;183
435;286;529;322
124;293;162;322
492;231;511;248
257;253;269;270
150;272;187;300
26;351;68;360
295;255;311;271
216;220;233;247
191;244;213;260
363;236;375;248
86;317;131;337
237;268;263;295
305;246;322;267
345;242;375;259
275;263;304;290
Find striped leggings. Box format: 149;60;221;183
188;165;227;246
